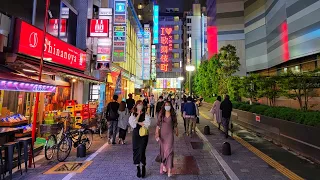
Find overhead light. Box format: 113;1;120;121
72;79;77;83
23;69;36;73
178;76;184;81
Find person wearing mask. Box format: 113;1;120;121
210;96;222;130
129;101;151;178
180;97;187;133
149;95;156;118
106;95;120;144
156;96;165;117
126;94;135;112
118;101;130;144
183;96;198;137
220;95;233;138
155;101;178;177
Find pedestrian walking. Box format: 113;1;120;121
183;96;198;137
118;101;130;144
126;93;135;112
181;97;187;133
143;96;149;112
155;101;178;177
149;95;155;118
129;100;151;178
210;96;222;130
220;95;233;138
106;95;120;144
156;96;165;117
175;96;180;110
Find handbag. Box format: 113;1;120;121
139;126;148;136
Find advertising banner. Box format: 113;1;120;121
113;0;127;62
142;24;151;80
48;19;67;37
151;45;156;80
99;8;113;16
14;19;86;71
88;19;109;37
153;5;159;44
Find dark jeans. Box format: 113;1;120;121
108;121;118;142
150;105;155;117
222;117;230;137
119;127;127;140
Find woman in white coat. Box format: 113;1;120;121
210;96;222;130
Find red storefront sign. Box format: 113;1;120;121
14;19;86;71
48;19;67;37
159;26;173;72
88;19;109;37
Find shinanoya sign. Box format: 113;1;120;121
14;19;86;71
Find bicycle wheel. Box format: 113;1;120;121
57;135;72;162
44;135;57;160
99;120;108;138
81;129;93;150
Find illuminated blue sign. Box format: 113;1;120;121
115;1;126;14
153;5;159;44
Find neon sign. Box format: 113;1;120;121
153;5;159;44
159;26;173;72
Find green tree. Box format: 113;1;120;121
239;74;260;104
257;76;282;106
228;76;242;101
280;70;320;111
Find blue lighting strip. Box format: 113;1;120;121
128;0;143;32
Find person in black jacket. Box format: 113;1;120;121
126;93;135;112
106;95;120;144
220;95;232;138
156;96;164;117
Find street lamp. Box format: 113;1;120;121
186;65;195;96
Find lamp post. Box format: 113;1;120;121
186;65;195;96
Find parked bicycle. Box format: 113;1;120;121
97;112;108;138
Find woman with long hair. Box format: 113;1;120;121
118;101;130;144
155;101;178;177
129;100;151;178
210;96;222;130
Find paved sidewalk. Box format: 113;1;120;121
197;107;288;180
12;115;227;180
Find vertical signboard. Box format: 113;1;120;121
88;19;109;37
153;5;159;44
159;26;173;72
113;0;127;62
142;24;151;80
48;19;67;37
151;45;156;80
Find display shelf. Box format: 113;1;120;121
0;120;29;127
15;131;32;138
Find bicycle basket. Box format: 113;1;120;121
40;124;62;134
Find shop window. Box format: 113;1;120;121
174;44;179;49
174;34;179;40
174;53;180;59
174;25;179;31
89;84;100;101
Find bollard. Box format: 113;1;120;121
204;125;210;135
222;142;231;155
77;144;86;157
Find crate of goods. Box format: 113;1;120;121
89;102;97;109
74;116;83;129
65;100;78;106
89;108;97;118
74;111;82;117
82;104;89;110
66;105;75;112
81;111;90;120
75;104;83;111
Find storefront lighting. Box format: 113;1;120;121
23;69;37;73
178;76;184;81
72;79;77;83
0;80;55;92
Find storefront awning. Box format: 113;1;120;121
0;66;56;92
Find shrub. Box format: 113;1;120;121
231;102;320;127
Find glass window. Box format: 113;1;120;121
89;84;100;101
174;34;179;40
174;16;179;22
174;25;179;31
174;44;179;49
173;63;180;68
174;53;179;59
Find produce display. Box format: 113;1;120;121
1;114;27;122
18;124;32;133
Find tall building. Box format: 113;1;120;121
155;7;184;90
184;3;207;68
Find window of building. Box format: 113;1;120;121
174;34;179;40
174;25;179;31
89;84;100;100
174;53;180;59
174;8;179;12
173;63;180;68
174;44;179;49
187;18;191;23
174;16;179;22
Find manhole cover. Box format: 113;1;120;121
44;161;92;174
173;155;199;175
190;142;204;149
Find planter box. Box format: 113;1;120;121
232;109;320;163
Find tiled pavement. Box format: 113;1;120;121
197;107;288;180
12;115;227;180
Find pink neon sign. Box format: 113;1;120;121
0;80;56;92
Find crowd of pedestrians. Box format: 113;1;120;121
104;92;206;178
